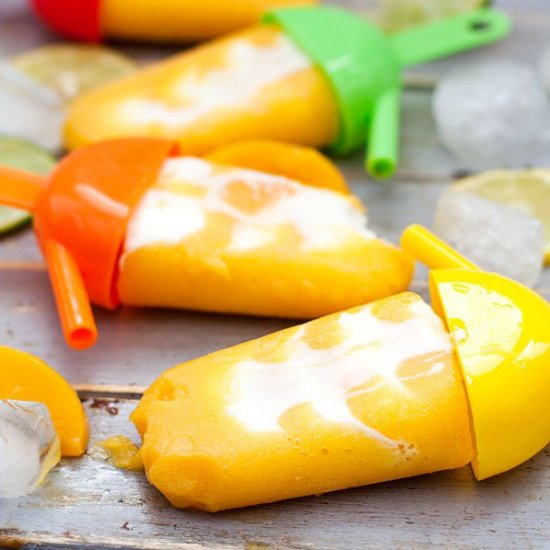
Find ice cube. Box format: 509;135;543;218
433;61;550;169
537;43;550;95
0;400;61;498
0;61;64;153
433;189;545;287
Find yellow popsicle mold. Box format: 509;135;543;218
401;224;550;480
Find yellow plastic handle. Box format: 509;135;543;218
400;224;479;271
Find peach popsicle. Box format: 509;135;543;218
32;0;317;43
131;226;550;511
65;25;339;157
0;138;412;349
64;6;511;178
118;155;411;318
132;291;472;511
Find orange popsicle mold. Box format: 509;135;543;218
0;138;177;348
32;0;102;41
34;138;178;311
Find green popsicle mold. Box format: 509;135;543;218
263;6;511;180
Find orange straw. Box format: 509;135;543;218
0;165;46;211
43;240;98;350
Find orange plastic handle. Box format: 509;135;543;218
0;165;45;210
43;240;98;350
35;138;178;309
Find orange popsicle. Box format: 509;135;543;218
131;226;550;511
118;155;412;318
132;292;472;511
0;138;412;348
65;25;338;154
32;0;317;43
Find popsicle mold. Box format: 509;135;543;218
31;0;317;43
402;225;550;481
131;225;549;511
64;6;511;178
0;138;412;349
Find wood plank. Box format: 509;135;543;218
1;0;548;181
1;175;548;387
2;398;549;550
1;1;550;548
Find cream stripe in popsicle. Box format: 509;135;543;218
122;157;374;256
118;34;311;128
227;299;453;452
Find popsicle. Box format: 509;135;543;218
64;6;511;178
131;226;550;511
0;138;413;349
31;0;317;43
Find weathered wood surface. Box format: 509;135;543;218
2;399;550;550
1;0;550;548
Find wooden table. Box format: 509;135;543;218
1;1;549;548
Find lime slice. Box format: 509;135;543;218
453;169;550;264
0;136;56;235
379;0;489;32
13;44;137;102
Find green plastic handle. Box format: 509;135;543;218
366;85;401;179
391;8;511;67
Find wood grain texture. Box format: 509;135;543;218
2;399;550;550
1;0;550;548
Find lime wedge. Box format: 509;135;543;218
0;136;56;235
453;169;550;264
13;44;137;102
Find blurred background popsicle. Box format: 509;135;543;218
63;6;511;178
31;0;317;42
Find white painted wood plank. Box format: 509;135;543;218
2;398;550;549
1;176;548;388
0;2;549;547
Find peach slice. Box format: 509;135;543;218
204;140;350;194
0;346;89;456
